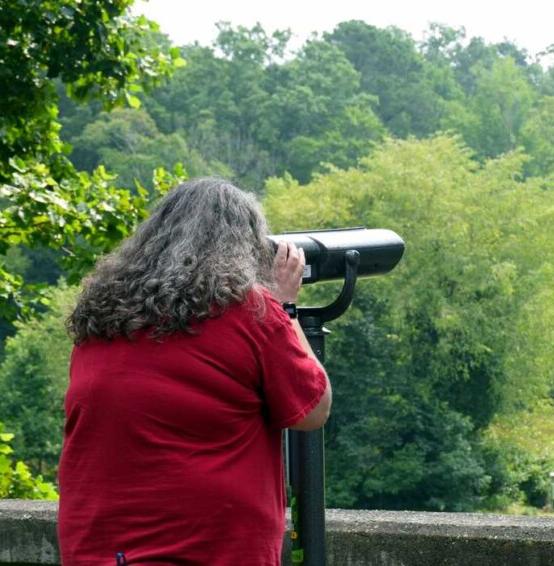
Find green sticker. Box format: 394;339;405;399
291;548;304;564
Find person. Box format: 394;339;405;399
58;177;332;565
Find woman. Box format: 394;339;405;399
58;178;331;565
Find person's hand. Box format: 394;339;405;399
272;241;305;303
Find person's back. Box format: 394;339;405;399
58;178;331;566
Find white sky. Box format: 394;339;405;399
133;0;554;61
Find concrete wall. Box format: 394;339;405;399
1;500;554;565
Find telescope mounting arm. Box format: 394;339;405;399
298;249;360;325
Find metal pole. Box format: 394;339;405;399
288;321;327;565
287;251;361;565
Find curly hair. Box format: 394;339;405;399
68;178;276;343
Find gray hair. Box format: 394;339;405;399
68;178;275;343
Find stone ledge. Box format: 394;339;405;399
325;508;554;540
2;500;554;565
0;500;58;565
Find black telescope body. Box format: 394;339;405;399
268;227;405;284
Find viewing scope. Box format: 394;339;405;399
267;227;405;284
271;227;406;566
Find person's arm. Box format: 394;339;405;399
272;241;332;431
288;318;332;431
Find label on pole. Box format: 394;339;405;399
290;494;304;564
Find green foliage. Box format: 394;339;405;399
0;0;186;325
142;25;386;186
0;158;186;319
325;21;449;137
442;57;536;158
59;19;554;184
68;108;231;188
521;97;554;176
317;292;488;511
481;402;554;509
419;26;554;168
0;421;58;499
145;26;286;187
0;284;76;478
0;0;182;173
264;135;554;510
2;11;554;513
271;40;385;182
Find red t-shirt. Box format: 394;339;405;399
57;288;327;565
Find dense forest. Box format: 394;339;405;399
0;0;553;511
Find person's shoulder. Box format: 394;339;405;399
250;285;291;328
226;285;289;329
253;285;279;307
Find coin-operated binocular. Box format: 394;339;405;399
267;227;405;566
268;227;404;284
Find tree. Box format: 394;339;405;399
68;108;231;188
325;21;448;137
441;57;536;158
283;94;385;183
0;160;186;323
521;96;554;176
0;284;75;477
145;25;286;188
421;26;535;96
0;0;185;322
264;135;554;510
268;39;385;182
144;25;387;186
0;0;182;175
0;421;58;499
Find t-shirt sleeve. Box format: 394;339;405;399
257;293;328;429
